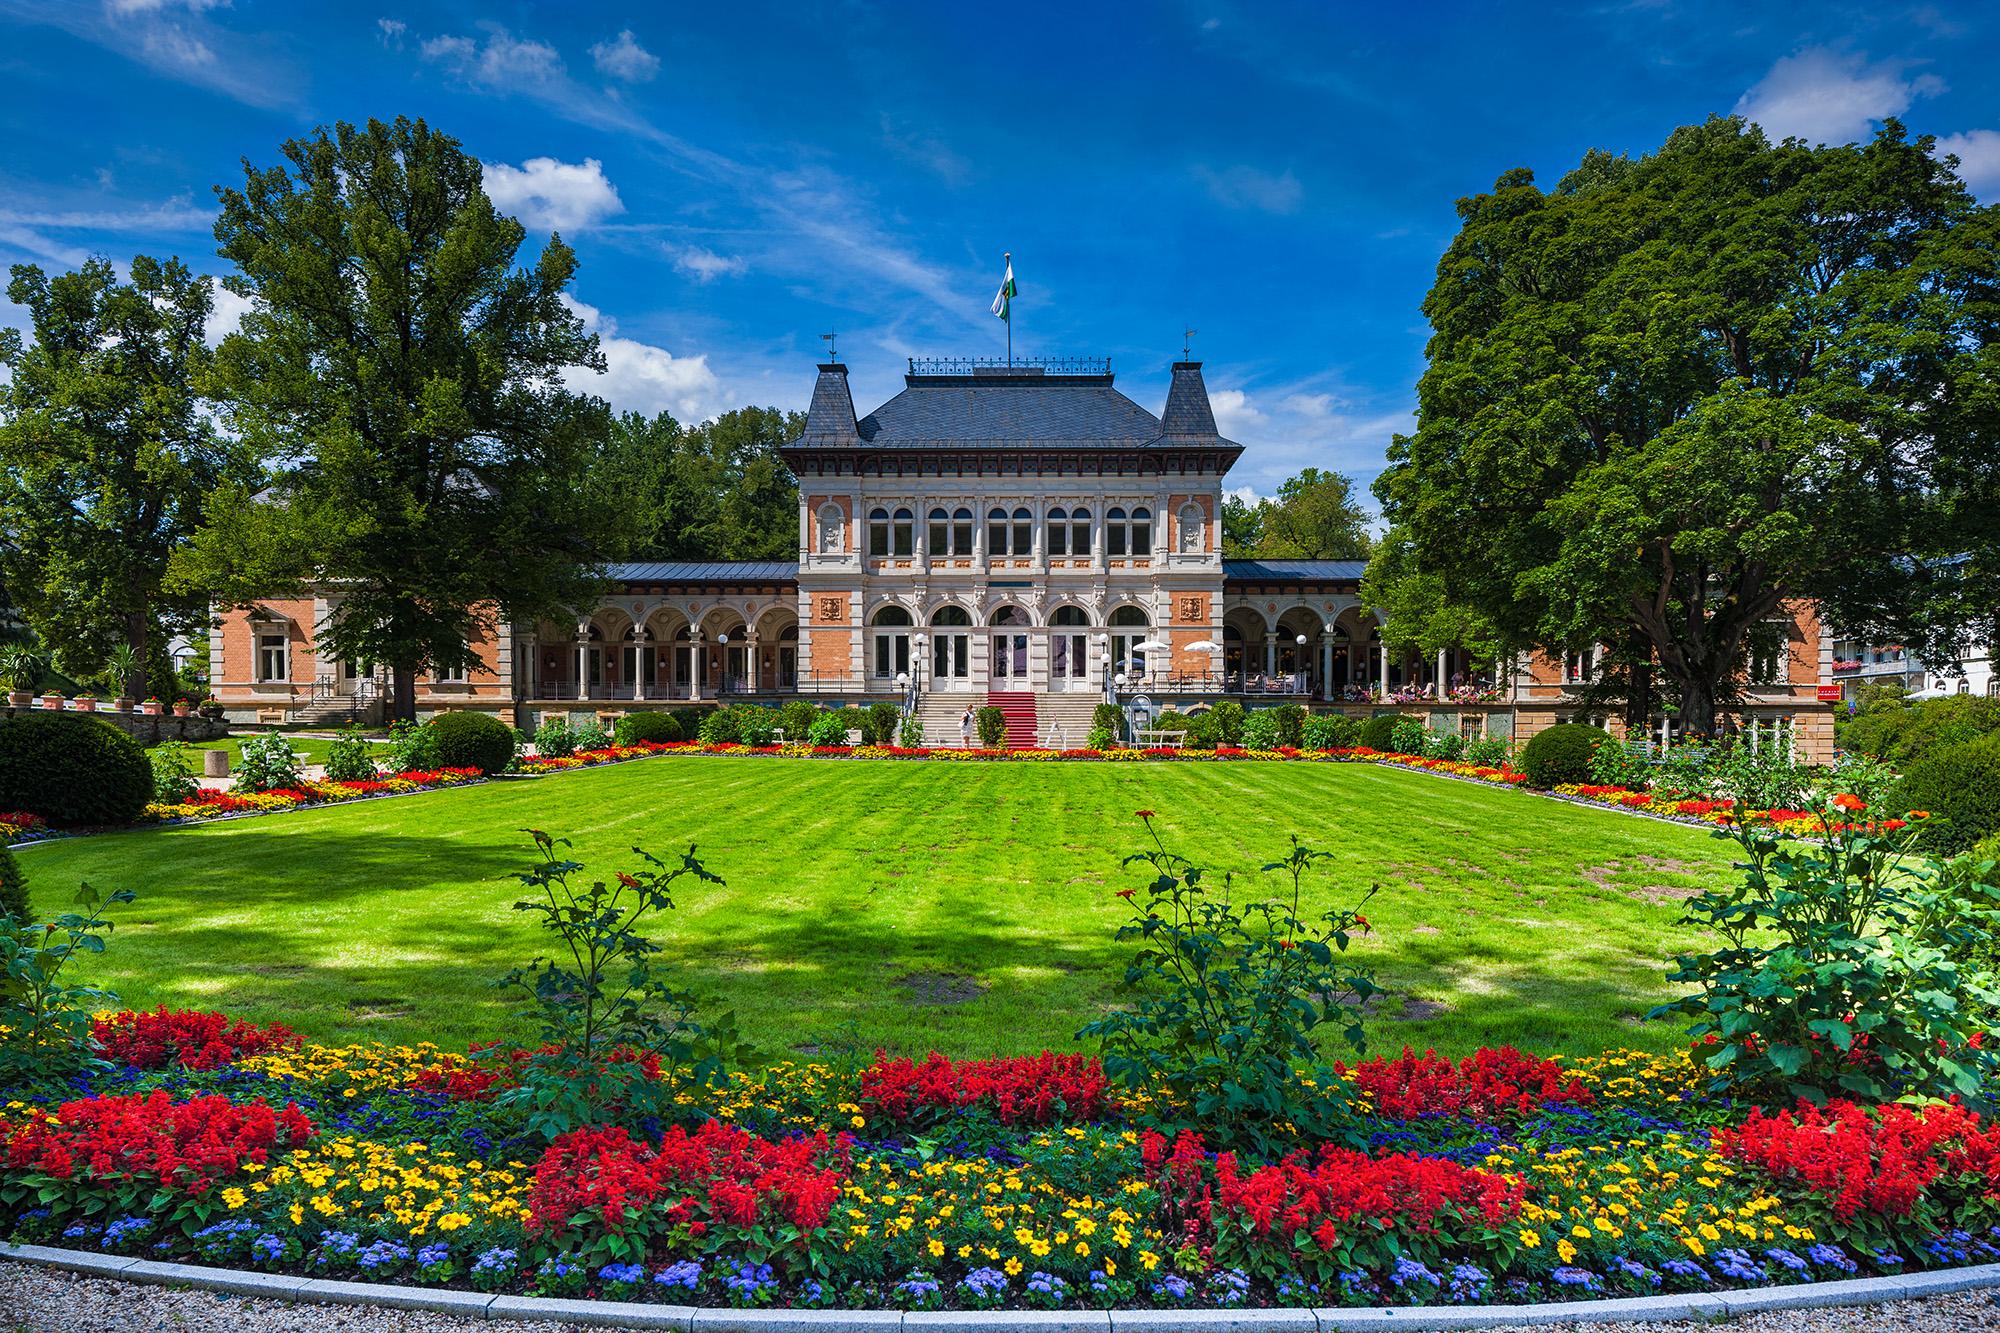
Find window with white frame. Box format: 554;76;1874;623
434;654;468;685
1012;507;1033;557
255;633;289;683
1047;507;1069;556
1563;646;1598;683
891;508;914;557
870;605;912;679
987;507;1011;556
1069;507;1092;556
928;508;950;556
1747;621;1788;685
868;507;890;557
950;507;972;555
1131;507;1153;557
1106;506;1128;557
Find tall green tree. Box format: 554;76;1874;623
613;406;801;561
172;117;616;720
1221;470;1371;561
1358;526;1500;664
1376;117;1999;736
0;256;248;698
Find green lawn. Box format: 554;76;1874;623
17;758;1739;1060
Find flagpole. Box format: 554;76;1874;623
1004;251;1012;366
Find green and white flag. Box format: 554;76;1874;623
991;256;1017;321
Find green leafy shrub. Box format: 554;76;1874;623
1240;709;1281;750
1464;735;1510;766
1357;714;1405;752
696;708;740;745
1837;694;2000;766
1183;712;1220;750
0;844;27;924
0;882;134;1088
806;712;851;747
532;715;576;759
0;713;152;826
1301;713;1359;751
231;733;303;794
1388;718;1431;758
1153;709;1190;734
735;706;779;748
1209;699;1245;746
1587;733;1647;787
1708;739;1815;813
866;702;901;746
1652;809;2000;1104
1085;726;1115;752
385;718;442;772
976;705;1006;748
898;711;923;748
323;728;379;782
492;830;742;1140
779;700;817;743
669;706;707;741
1079;817;1377;1154
425;710;514;774
1273;703;1306;748
1518;722;1613;789
1898;733;2000;855
571;719;610;753
148;740;200;803
1432;731;1468;761
1092;702;1124;736
613;711;682;745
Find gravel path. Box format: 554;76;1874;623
4;1261;1998;1332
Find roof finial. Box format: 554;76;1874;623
1182;326;1198;360
820;329;839;362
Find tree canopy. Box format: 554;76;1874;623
0;256;251;697
170;116;619;719
1374;116;2000;735
603;406;801;562
1221;468;1372;561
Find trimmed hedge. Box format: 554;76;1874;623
0;843;26;924
613;711;683;745
1518;722;1614;789
1358;713;1415;753
1303;713;1360;750
425;710;515;775
1898;731;2000;856
0;712;152;826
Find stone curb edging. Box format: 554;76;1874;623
6;1243;1997;1331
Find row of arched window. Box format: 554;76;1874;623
864;506;1157;559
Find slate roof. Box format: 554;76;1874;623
1223;559;1368;582
608;561;799;584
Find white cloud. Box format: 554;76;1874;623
481;157;623;232
1202;382;1412;495
376;17;405;48
205;284;252;345
421;28;563;89
590;29;658;83
1193;163;1303;214
561;296;724;423
1208;387;1267;437
1934;129;2000;196
105;0;227;13
672;246;747;282
879;113;970;184
1734;48;1944;146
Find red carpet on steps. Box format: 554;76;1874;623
985;691;1039;748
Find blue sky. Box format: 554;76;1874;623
2;2;1997;498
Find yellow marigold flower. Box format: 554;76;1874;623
1557;1240;1577;1263
1004;1258;1022;1276
221;1187;247;1210
1518;1229;1541;1248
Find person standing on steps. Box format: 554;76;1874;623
961;705;975;748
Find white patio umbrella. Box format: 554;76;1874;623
1133;638;1173;654
1182;639;1224;654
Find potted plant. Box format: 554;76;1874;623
197;695;223;720
103;644;141;708
75;693;98;713
39;690;62;710
0;646;40;708
140;696;164;717
172;697;193;718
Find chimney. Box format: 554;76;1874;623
1158;361;1219;443
798;362;859;446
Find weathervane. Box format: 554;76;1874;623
1182;326;1198;359
820;329;839;362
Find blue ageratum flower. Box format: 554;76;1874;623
1025;1271;1069;1308
1275;1274;1320;1305
102;1218;153;1247
598;1262;646;1287
1712;1248;1765;1283
1872;1250;1906;1269
1807;1244;1856;1275
471;1247;517;1275
722;1260;778;1306
1388;1257;1440;1290
251;1234;286;1263
1151;1274;1193;1304
1660;1257;1709;1284
315;1230;361;1267
417;1243;451;1270
1764;1248;1808;1274
893;1272;943;1309
654;1260;702;1291
1551;1266;1602;1292
1447;1264;1490;1302
1612;1257;1660;1288
1209;1268;1251;1307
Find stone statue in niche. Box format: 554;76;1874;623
817;504;845;555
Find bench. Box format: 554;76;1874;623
1133;728;1186;749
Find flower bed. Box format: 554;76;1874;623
140;768;484;824
0;811;48;846
5;1012;1999;1311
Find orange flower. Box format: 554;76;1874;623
1909;809;1931;819
1116;888;1137;901
1135;809;1156;819
616;871;642;888
1831;793;1866;812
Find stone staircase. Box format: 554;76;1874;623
914;693;979;747
912;691;1100;748
1033;694;1101;750
288;695;380;726
985;691;1039;749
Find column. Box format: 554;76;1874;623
746;632;760;693
1376;641;1388;695
689;633;703;702
1437;649;1448;697
574;637;589;701
1320;634;1334;702
633;631;648;701
1263;635;1276;678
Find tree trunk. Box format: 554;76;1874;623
1678;674;1719;739
392;662;418;723
124;608;149;701
1623;628;1653;731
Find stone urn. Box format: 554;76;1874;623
6;690;31;708
139;699;164;717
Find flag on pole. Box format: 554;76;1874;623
991;255;1017;322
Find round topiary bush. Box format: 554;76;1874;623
0;843;28;925
614;710;683;745
1897;732;2000;855
424;710;515;775
1357;713;1413;753
1518;722;1614;789
0;712;152;826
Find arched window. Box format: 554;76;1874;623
1106;507;1128;557
818;503;845;555
1051;605;1088;626
1178;502;1203;554
868;507;890;558
990;605;1029;627
1012;507;1033;558
951;507;973;556
1050;604;1088;681
1047;507;1069;557
870;604;913;680
987;507;1009;556
930;605;972;627
1070;507;1092;557
928;508;950;555
891;507;914;558
1131;507;1153;557
929;604;971;678
1109;605;1150;680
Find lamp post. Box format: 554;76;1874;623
717;632;730;696
1296;633;1308;697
